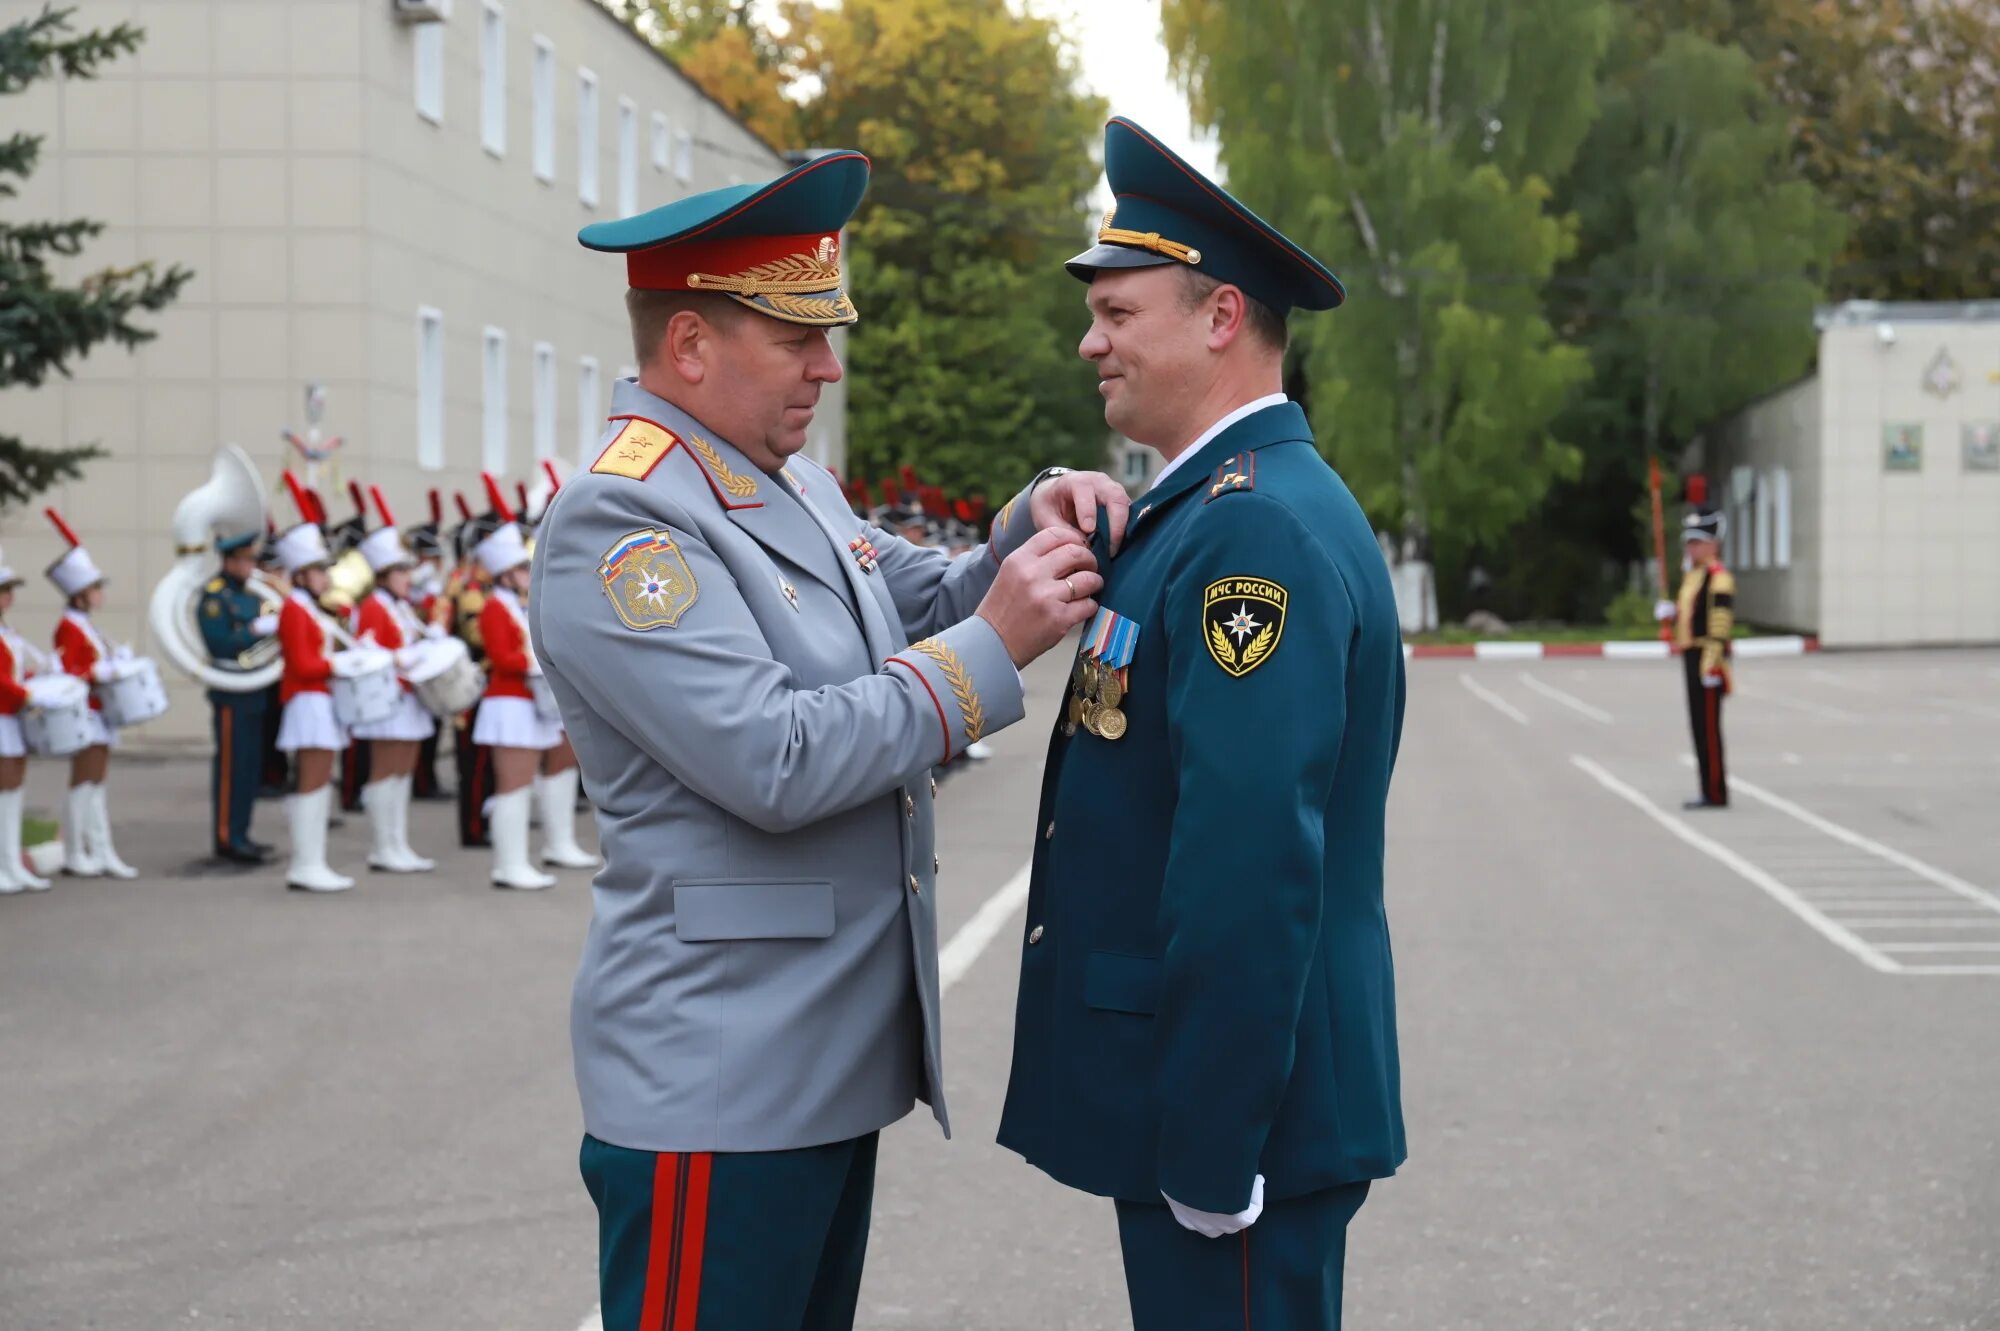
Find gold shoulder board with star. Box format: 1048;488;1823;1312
598;527;699;631
591;417;681;481
1202;575;1287;677
1205;452;1257;502
205;577;224;593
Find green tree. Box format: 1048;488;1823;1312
600;0;806;145
1161;0;1608;570
794;0;1108;502
0;5;190;507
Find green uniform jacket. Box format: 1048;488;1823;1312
998;401;1407;1214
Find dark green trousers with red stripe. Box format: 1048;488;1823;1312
581;1132;879;1331
1114;1182;1370;1331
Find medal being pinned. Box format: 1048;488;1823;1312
1066;606;1140;740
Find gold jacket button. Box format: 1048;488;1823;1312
908;873;920;894
1028;925;1044;945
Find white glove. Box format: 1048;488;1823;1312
1163;1175;1264;1238
251;613;278;636
89;661;118;683
1652;599;1676;623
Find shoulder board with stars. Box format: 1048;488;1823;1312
590;416;682;481
1205;451;1257;502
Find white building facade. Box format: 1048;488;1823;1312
1695;301;2000;648
1;0;844;740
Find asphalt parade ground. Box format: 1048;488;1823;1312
2;647;1997;1330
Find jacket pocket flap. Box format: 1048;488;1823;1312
1084;951;1161;1015
673;879;835;942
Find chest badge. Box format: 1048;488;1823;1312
1202;576;1287;677
847;535;880;574
780;579;800;611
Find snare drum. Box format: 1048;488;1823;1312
96;655;170;728
330;648;399;729
403;637;485;718
527;669;561;723
21;675;93;756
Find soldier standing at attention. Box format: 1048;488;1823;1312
1667;507;1734;809
998;117;1407;1331
199;528;277;864
530;151;1122;1331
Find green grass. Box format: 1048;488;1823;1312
23;816;57;846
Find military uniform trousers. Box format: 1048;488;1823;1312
1681;649;1727;806
208;687;268;854
455;704;491;846
1115;1182;1371;1331
580;1132;878;1331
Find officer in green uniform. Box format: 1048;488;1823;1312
199;529;276;864
999;117;1407;1331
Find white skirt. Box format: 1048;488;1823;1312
472;695;560;750
277;692;349;753
83;710;118;750
0;714;22;758
350;690;437;742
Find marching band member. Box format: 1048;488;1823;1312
0;552;49;893
350;487;438;874
449;493;497;847
46;508;137;880
471;476;594;889
406;490;450;801
273;478;354;893
198;527;276;865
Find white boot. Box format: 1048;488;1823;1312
363;780;408;872
0;788;49;891
285;787;353;893
90;783;138;880
488;787;554;890
62;783;104;877
536;769;601;869
0;789;25;894
391;775;435;872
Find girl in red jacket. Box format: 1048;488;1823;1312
0;552;48;894
271;514;353;893
45;511;136;879
351;491;438;874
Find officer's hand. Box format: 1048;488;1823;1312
1653;599;1676;624
976;528;1101;668
251;613;278;637
1163;1175;1265;1239
1030;470;1131;554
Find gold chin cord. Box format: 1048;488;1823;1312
1096;207;1202;266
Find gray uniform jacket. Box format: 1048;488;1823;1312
532;379;1042;1154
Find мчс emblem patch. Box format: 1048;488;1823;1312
1202;576;1287;677
599;528;699;630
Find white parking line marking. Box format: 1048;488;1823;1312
1570;757;1898;973
1727;775;2000;914
1460;673;1529;725
1879;942;2000;953
1520;674;1613;724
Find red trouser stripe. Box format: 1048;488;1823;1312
671;1153;713;1331
216;709;232;846
1705;689;1723;802
640;1153;683;1331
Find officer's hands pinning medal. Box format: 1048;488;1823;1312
1030;469;1132;555
976;528;1102;668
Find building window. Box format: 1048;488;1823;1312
479;1;506;156
673;127;693;183
651;111;670;171
577;356;601;462
577;69;600;207
533;342;556;460
414;24;445;124
531;37;555;182
1121;447;1148;484
417;307;444;470
483;327;509;474
1753;471;1774;570
1772;467;1792;569
617;96;638;216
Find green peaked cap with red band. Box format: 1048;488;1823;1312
578;150;870;327
1067;116;1345;316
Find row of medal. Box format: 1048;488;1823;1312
1064;606;1140;742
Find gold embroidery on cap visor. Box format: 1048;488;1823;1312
685;236;858;327
599;528;700;630
1097;203;1202;266
1202;576;1287;677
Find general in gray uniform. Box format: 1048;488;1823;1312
529;149;1119;1331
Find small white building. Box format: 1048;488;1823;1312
1;0;841;739
1692;301;2000;648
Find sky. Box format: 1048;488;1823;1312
1045;0;1222;197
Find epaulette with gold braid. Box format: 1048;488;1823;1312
1205;451;1257;502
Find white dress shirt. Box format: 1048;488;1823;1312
1147;393;1290;493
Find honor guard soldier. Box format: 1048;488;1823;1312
405;491;451;800
998;118;1407;1331
449;496;500;846
199;527;277;864
531;151;1115;1331
1670;507;1733;809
